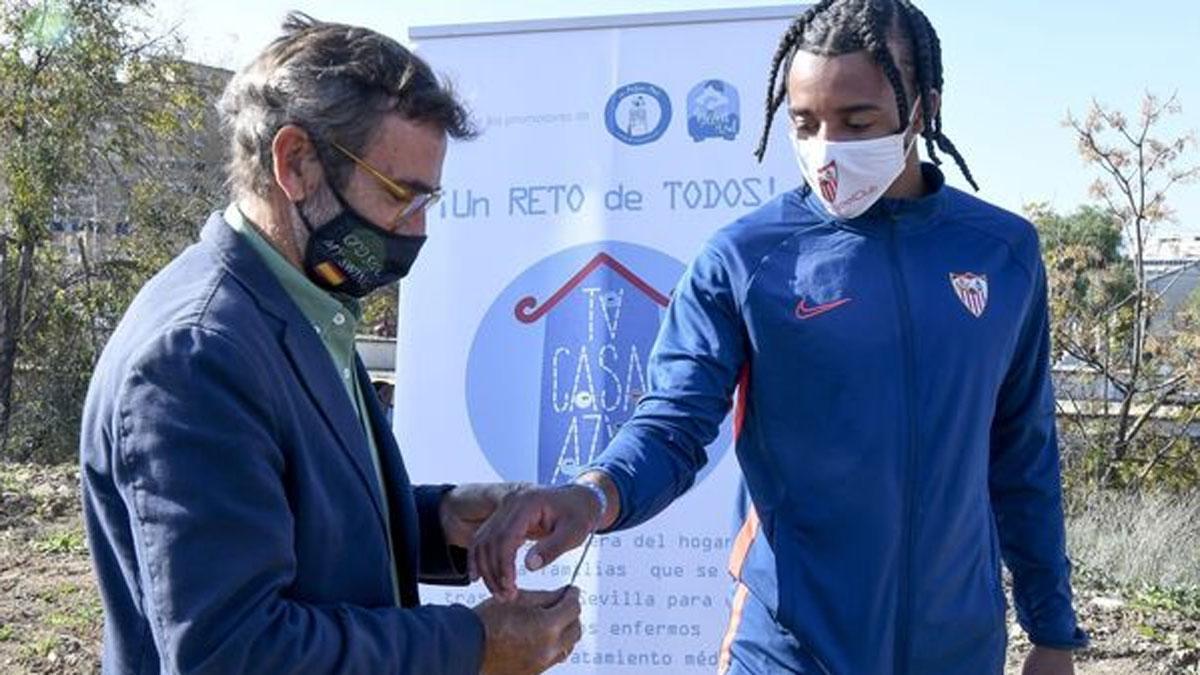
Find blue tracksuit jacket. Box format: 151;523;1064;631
591;164;1087;674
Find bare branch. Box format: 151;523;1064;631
1134;405;1200;488
1056;387;1107;459
1074;124;1140;217
1123;380;1186;447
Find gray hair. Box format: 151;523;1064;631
218;12;476;199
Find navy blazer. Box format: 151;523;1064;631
80;212;483;674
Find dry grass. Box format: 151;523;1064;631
1066;490;1200;590
1012;490;1200;674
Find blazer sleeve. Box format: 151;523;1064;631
414;484;471;585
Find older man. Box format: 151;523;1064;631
79;13;580;675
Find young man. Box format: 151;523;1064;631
471;1;1087;673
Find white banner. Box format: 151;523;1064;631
398;7;799;671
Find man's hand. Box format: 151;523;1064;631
439;483;530;549
469;481;608;601
1022;646;1074;675
475;587;583;675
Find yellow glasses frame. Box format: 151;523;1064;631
330;140;442;227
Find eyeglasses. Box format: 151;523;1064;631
329;140;442;226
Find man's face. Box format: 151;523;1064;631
324;114;448;238
785;47;915;144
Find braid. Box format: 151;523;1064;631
752;0;837;162
755;0;980;191
895;1;979;189
856;0;910;134
896;3;939;161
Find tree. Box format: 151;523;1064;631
1029;204;1134;365
1049;92;1200;489
1033;204;1126;263
0;0;217;459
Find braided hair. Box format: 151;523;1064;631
754;0;978;190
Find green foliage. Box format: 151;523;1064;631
1028;202;1138;367
1031;203;1125;263
1133;585;1200;622
34;528;86;555
0;0;221;462
1;0;202;222
361;285;398;337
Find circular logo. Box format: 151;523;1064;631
687;79;741;142
467;241;732;486
605;82;673;146
341;229;386;274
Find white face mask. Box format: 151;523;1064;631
790;100;922;220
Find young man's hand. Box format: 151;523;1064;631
468;478;612;601
1022;646;1074;675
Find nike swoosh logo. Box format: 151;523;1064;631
795;297;852;320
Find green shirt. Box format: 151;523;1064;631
225;204;402;606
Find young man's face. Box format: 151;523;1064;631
785;47;923;143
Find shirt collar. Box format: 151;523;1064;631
223;204;362;336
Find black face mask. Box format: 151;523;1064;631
296;186;426;298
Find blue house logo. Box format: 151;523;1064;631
605;82;672;146
687;79;740;142
466;242;733;486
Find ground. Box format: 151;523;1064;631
1;463;1197;674
0;464;100;674
1005;567;1200;674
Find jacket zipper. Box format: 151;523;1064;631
887;220;920;675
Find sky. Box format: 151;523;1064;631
147;0;1200;237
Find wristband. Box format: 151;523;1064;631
572;477;608;529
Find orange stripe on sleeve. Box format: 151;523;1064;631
718;583;751;674
727;506;760;579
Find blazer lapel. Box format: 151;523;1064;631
202;212;391;538
356;358;422;606
279;326;391;533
